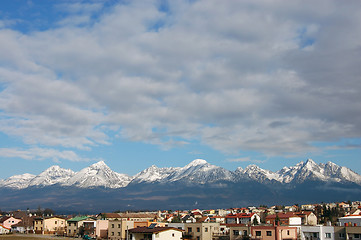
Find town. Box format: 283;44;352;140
0;201;360;240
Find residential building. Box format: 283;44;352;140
184;222;221;240
251;225;298;240
66;216;96;237
300;225;335;240
43;216;66;235
0;224;11;234
226;213;261;225
345;226;361;240
128;226;183;240
96;220;109;239
0;216;22;229
228;224;250;240
108;219;134;240
266;213;302;226
339;214;361;227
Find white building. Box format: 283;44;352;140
300;225;335;240
338;215;361;227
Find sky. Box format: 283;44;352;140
0;0;360;179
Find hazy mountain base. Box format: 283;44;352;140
0;180;360;213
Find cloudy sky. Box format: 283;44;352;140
0;0;360;178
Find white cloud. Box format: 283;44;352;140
0;147;96;162
0;0;360;157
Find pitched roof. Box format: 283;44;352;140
0;216;10;223
129;227;183;234
266;212;300;219
226;213;255;219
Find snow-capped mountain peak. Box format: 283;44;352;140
0;159;360;190
28;165;75;187
0;173;36;189
64;161;132;188
185;159;208;167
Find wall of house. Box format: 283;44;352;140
96;220;109;239
2;217;21;229
289;217;302;225
43;218;65;235
300;226;334;240
157;230;182;240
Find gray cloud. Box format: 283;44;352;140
0;0;360;157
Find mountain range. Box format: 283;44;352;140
1;159;360;189
0;159;360;212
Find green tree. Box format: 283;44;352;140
252;217;259;225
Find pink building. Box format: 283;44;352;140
0;216;22;229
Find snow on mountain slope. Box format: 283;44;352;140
64;161;132;188
322;161;361;184
0;173;36;189
28;165;75;187
166;159;235;183
0;159;360;189
131;165;179;183
235;165;282;182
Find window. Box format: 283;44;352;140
196;237;200;240
267;231;272;236
172;233;175;237
325;233;331;238
68;229;71;233
339;233;345;238
256;231;261;236
55;221;57;224
112;224;114;228
313;233;318;238
188;227;192;233
111;232;114;236
118;224;121;228
244;230;248;236
197;227;200;232
117;232;120;236
233;230;239;236
205;227;208;232
355;234;360;239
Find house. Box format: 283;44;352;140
96;220;109;239
66;216;96;237
251;225;298;240
226;213;261;225
300;225;334;240
182;215;197;223
0;216;22;229
108;219;134;240
128;226;183;240
227;224;250;240
33;217;44;234
338;213;361;227
0;224;11;235
34;216;66;235
11;221;27;233
266;212;302;225
209;216;225;223
344;226;361;240
298;212;318;226
183;222;221;240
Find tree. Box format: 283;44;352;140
275;213;280;225
253;217;259;225
171;215;182;223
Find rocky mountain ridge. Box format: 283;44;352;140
0;159;360;189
